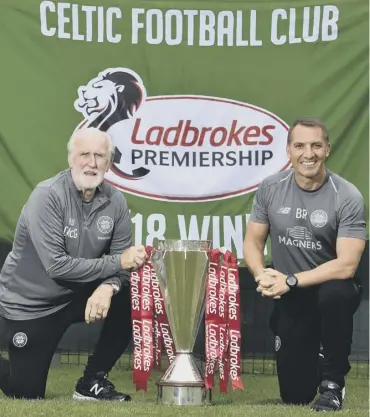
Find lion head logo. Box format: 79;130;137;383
74;68;149;179
74;67;146;131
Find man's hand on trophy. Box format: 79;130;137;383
120;245;147;269
85;284;114;323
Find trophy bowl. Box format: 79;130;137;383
151;239;211;406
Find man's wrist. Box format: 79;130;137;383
286;274;298;289
99;283;117;295
110;283;120;295
253;268;265;281
120;252;126;269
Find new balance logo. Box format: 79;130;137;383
332;397;341;408
277;206;291;214
90;383;104;396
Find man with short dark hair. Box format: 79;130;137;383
243;117;366;412
0;127;147;401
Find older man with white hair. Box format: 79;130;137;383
0;127;146;401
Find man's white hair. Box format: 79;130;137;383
67;127;115;161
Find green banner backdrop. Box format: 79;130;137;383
0;0;368;262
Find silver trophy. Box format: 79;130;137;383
151;239;211;406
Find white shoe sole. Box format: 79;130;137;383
72;392;99;401
72;391;131;402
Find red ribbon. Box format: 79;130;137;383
204;249;244;393
218;252;230;393
147;250;176;365
140;260;154;392
226;252;244;391
130;267;145;390
205;249;222;390
131;247;176;391
151;265;162;369
130;247;154;391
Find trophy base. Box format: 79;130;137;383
158;384;210;406
156;353;211;406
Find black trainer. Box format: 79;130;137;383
311;380;343;412
72;372;131;401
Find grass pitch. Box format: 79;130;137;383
0;365;368;417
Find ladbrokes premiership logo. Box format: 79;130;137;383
74;67;290;202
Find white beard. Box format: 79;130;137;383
75;172;104;190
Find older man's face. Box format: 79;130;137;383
69;132;111;191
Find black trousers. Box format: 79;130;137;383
270;279;361;405
0;284;132;399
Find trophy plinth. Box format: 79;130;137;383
151;240;211;406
